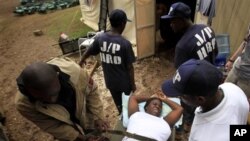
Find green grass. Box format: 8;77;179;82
46;6;94;40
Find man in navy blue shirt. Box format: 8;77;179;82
162;2;218;68
79;9;136;114
161;2;218;140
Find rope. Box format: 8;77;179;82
66;8;79;34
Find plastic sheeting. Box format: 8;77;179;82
198;0;215;18
79;0;100;31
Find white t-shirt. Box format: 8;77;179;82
189;83;249;141
122;112;171;141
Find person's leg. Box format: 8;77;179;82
108;90;132;140
0;123;9;141
109;89;132;115
0;109;4;125
236;79;250;98
109;89;122;114
182;101;195;141
224;67;238;83
175;100;195;141
0;108;8;141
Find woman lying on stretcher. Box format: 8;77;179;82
122;93;183;141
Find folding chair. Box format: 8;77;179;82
78;31;104;58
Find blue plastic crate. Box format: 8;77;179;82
215;53;227;66
215;34;230;66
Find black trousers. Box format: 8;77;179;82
109;89;131;115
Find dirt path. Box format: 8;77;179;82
0;0;175;140
0;0;61;140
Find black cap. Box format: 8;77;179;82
161;2;191;19
109;9;131;27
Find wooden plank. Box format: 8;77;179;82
135;0;155;59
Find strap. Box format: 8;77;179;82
105;130;157;141
85;129;157;141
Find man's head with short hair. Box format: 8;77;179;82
109;9;131;28
21;62;61;103
109;9;131;34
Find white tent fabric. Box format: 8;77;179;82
79;0;100;31
79;0;136;44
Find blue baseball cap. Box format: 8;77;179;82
162;59;223;97
161;2;191;19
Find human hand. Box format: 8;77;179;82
151;90;167;100
225;61;233;72
94;119;109;131
79;60;86;68
157;94;168;101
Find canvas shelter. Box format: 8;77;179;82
79;0;224;59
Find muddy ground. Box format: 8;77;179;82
0;0;175;140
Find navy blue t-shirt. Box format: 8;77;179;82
174;24;218;68
87;33;135;92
